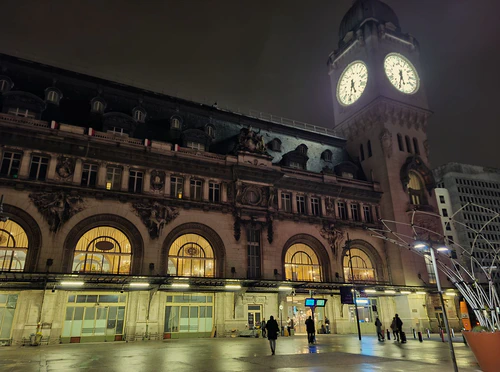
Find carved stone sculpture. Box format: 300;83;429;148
56;156;75;179
319;223;345;259
150;170;165;191
234;126;267;154
29;191;84;232
325;197;336;216
132;201;178;239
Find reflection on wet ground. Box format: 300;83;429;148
0;334;482;372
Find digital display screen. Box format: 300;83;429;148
305;298;315;306
315;299;326;307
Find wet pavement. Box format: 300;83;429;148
0;334;481;372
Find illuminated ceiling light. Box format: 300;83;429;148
437;246;449;252
60;281;84;286
279;286;293;291
385;290;396;294
401;291;411;294
356;299;369;304
129;282;149;287
172;283;190;288
364;289;377;293
225;284;242;290
414;243;427;249
416;291;427;295
446;292;456;296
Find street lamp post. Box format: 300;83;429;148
417;243;458;372
346;236;362;341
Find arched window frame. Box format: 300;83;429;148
133;108;146;123
0;219;29;272
91;97;106;114
397;133;404;151
405;135;412;153
167;233;215;278
408;171;427;206
322;150;333;162
343;247;377;283
205;124;215;138
284;243;321;282
413;137;420;155
170;116;182;130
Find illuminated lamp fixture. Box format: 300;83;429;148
129;282;150;288
172;283;190;288
416;291;427;295
437;246;449;252
60;281;85;286
401;291;411;295
384;290;396;294
414;243;427;249
364;289;377;293
225;284;242;290
278;286;292;291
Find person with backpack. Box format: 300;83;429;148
375;317;384;341
264;315;279;355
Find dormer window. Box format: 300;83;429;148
133;108;146;123
171;116;181;129
45;88;62;105
290;161;304;170
0;77;13;93
297;144;308;155
186;141;204;151
321;150;333;162
269;138;281;152
206;125;215;138
91;98;106;114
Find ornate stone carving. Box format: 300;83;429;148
379;128;393;159
267;213;274;244
150;170;165;191
423;140;430;158
56;156;75;179
325;197;336;216
29;191;85;232
319;223;345;259
235;126;267;154
132;201;178;239
236;183;269;208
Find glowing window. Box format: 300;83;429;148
168;234;215;277
284;243;321;282
0;219;28;271
343;248;376;282
408;171;426;205
72;226;132;274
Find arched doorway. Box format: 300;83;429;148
0;219;28;271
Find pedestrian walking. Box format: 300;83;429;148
325;317;330;334
390;317;398;341
395;314;403;342
261;318;267;338
375;317;384;341
264;315;279;355
286;317;292;336
305;316;315;344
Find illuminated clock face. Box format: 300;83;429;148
384;53;420;94
336;61;368;106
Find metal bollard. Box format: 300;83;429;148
386;329;391;340
426;329;431;339
418;331;423;342
451;328;455;338
413;328;416;339
440;329;445;342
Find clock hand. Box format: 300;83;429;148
398;70;405;88
350;79;356;93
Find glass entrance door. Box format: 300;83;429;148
0;294;18;345
247;305;261;330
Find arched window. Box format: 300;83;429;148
133;108;146;123
359;143;365;161
168;233;215;277
343;248;375;282
284;243;321;282
170;116;181;129
408;171;426;205
367;140;372;157
72;226;131;274
206;125;215;138
413;138;420;155
297;144;308;155
405;135;412;153
0;219;28;271
397;134;404;151
269;138;282;152
321;150;332;162
91;98;106;114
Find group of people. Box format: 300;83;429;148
375;314;404;342
260;315;329;355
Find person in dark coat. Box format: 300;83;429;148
375;317;384;341
264;315;279;355
394;314;403;342
305;316;315;344
261;318;267;338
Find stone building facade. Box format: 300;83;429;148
0;0;459;345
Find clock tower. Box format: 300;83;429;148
329;0;439;287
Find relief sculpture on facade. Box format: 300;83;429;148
320;222;345;259
55;156;75;180
150;170;165;191
29;191;85;232
379;129;392;159
132;201;178;239
325;197;336;216
234;126;267;154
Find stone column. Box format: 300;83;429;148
18;150;32;179
292;191;298;214
164;172;171;197
320;196;326;217
73;159;83;185
143;170;151;193
203;179;210;201
97;162;107;188
47;156;57;180
121;166;130;192
277;190;282;210
346;201;352;220
221;182;228;202
183;176;190;199
360;204;366;222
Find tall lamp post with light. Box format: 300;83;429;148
414;241;458;372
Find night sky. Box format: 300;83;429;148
1;0;499;168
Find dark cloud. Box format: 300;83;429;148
0;0;498;168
